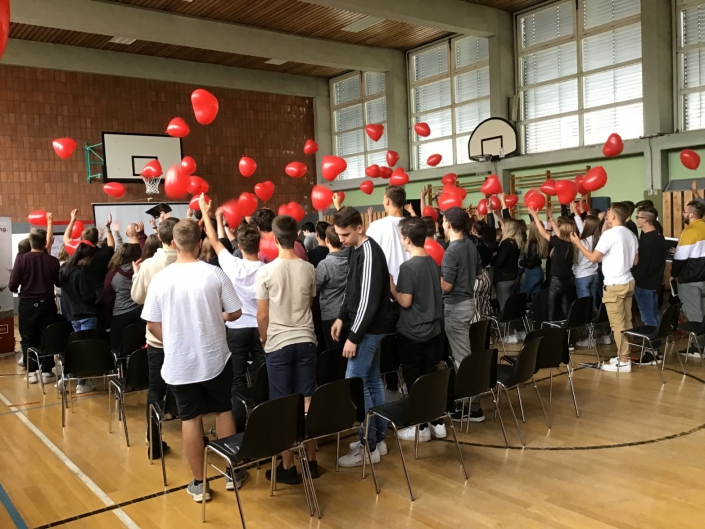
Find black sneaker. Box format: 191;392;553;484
468;408;485;423
265;463;302;485
307;460;320;479
450;409;463;422
636;352;658;365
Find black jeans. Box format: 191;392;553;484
321;318;350;351
396;332;443;426
146;345;167;445
547;276;573;322
18;298;58;373
226;327;265;432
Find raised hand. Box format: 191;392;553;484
70;209;79;221
105;214;112;228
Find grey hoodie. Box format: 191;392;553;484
315;248;350;321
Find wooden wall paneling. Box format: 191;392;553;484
662;192;673;238
673;192;684;238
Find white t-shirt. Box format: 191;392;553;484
366;215;410;283
595;226;638;285
141;261;242;385
217;249;263;330
573;235;598;278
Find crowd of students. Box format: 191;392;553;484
10;179;704;502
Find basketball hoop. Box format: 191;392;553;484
469;153;495;177
142;175;162;194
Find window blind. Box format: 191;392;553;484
523;79;579;120
338;154;365;181
455;36;489;69
413;44;448;82
583;63;642;108
455;67;490;104
583;102;643;144
520;2;574;49
334;76;360;106
456;99;490;135
524;115;580;153
413;79;451;113
334;105;363;133
416;139;454;170
364;72;385;96
582;23;641;72
583;0;640;30
685;92;705;131
522;42;577;86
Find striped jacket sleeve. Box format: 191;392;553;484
672;221;705;281
347;240;384;345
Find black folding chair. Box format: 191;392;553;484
26;317;73;394
202;394;319;527
363;368;467;501
676;316;705;367
68;329;109;343
149;387;179;486
315;347;347;386
233;363;269;425
108;348;150;447
486;293;529;355
469;320;491;353
542;296;595;362
380;333;406;396
114;321;146;373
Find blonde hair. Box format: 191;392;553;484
525;221;548;259
173;219;201;252
554;219;578;264
501;218;524;250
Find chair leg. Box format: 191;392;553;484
500;384;525;446
414;426;419;460
566;366;580;418
516;386;525;423
446;413;468;479
335;432;340;472
270;456;276;496
201;447;209;523
670;337;687;376
61;378;66;428
230;464;247;529
121;393;130;447
108;383;113;434
299;446;321;519
549;368;553;403
362;413;380;493
297;449;314;517
389;422;414;501
491;388;509;448
532;378;551;429
159;419;167;487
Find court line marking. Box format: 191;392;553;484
0;394;107;417
0;484;29;529
0;390;140;529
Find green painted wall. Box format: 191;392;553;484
668;148;705;180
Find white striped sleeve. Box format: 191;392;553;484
215;266;243;314
351;240;372;334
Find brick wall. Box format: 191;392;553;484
0;65;317;223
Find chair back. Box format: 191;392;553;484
118;321;146;359
316;347;347;386
41;319;74;356
566;297;593;329
455;348;496;400
593;303;609;325
379;333;400;375
124;348;150;391
306;377;362;439
657;303;682;339
500;293;527;323
510;337;543;386
469;320;490;352
63;339;115;378
251;363;270;406
239;394;304;461
406;368;453;426
524;328;568;370
68;329;109;343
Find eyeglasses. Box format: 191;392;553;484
636;216;646;220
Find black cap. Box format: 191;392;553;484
145;203;172;219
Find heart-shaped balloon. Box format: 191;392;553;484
504;194;518;209
379;166;393;179
187;176;209;195
480;174;502;195
303;139;318;155
555;179;578;205
334;191;345;205
181;156;197;176
278;202;306;222
360;180;374;195
602;133;624;157
424;239;445;267
390;168;409;186
191;88;219;125
322;155;347;181
422;205;438;221
438;193;462;210
489;196;501;211
64;239;81;256
524;190;546;211
238;192;259;217
365;164;380;178
28;210;47;227
414;122;431;137
103;182;126;199
164;164;190;199
386;151;400;167
441;173;457;185
221;200;243;227
141;159;163;178
539;178;557;196
239;156;257;177
166;117;189;138
443;184;467;200
259;232;279;260
583;166;608;192
681;149;701;171
427;154;442;167
311;185;334;211
476;200;488;216
575;175;587;196
285;161;307;178
52;138;77;160
189;194;210;211
0;0;8;60
365;124;384;142
254;181;275;203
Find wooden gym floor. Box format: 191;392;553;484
1;330;705;528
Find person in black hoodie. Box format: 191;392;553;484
332;206;396;468
491;218;522;313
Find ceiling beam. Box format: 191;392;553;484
297;0;504;38
11;0;398;72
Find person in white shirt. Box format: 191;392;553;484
571;202;638;372
142;218;244;502
364;185;410;284
571;207;601;315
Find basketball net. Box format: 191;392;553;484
470;153;495;177
142;175;162;194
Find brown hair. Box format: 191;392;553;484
237;223;261;255
399;217;426;248
108;243;141;271
141;234;161;261
272;215;297;249
385;186;406;209
325;225;343;249
199;238;216;262
172;219;202;252
333;206;363;229
158;217;179;246
610;202;630;223
81;226;99;245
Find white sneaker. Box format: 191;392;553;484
349;439;387;456
26;373;38;384
678;350;703;358
41;372;56;383
396;426;431;442
503;334;518;344
76;381;95;395
599;335;613;345
608;356;620;365
576;337;592;347
429;423;447;439
17;356;25;367
338;444;380;467
601;360;631;372
515;331;527;341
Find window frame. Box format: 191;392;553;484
676;0;705;132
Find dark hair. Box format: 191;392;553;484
422;216;436;238
82;226;99;245
108;243;141;271
315;221;329;240
252;209;276;233
385;186;406;209
436;211;445;241
399;217;427;248
333;206;363;229
141;234;160;261
635;199;654;209
624;200;635;217
237;223;261;255
325;225;342;249
28;232;46;251
158;217;179;246
59;243;97;281
687;200;705;219
610;202;630;223
588;208;601;217
637;206;658;225
18;238;31;254
580;215;601;247
302;222;315;233
272;215;297;249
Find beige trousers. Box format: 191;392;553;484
602;280;635;361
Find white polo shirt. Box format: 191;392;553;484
595;226;638;285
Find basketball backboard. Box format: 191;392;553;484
102;132;183;183
468;118;518;161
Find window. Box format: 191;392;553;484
330;72;387;180
678;1;705;131
409;36;491;169
518;0;643;153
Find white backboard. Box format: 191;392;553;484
103;132;183;182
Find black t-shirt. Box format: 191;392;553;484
632;230;666;291
307;246;329;268
625;219;638;238
85;245;114;291
396;255;443;340
549;235;574;280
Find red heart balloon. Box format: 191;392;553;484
103;182;126;199
191;88;219;125
443;184;467;200
438;193;462;210
539;178;557;196
164;164;190;199
181;156;197;176
681;149;701;171
189;194;210;211
0;0;8;60
602;133;624;158
239;156;257;177
390;168;409;186
187;176;209;195
311;185;334;211
427;154;442;167
166;117;190;138
414;122;431;137
366;164;380;178
64;239;81;256
489;196;501;211
441;173;457;185
583;166;608;192
360;180;374;195
254;181;275;203
555;179;578;205
379;166;393;179
285;161;307;178
238;192;259;217
303;139;318;155
335;191;345;205
141;160;163;178
476;200;488;216
221;200;243;227
365;124;384;142
278;202;305;222
424;239;445;267
480;175;502;195
575;175;587;196
386;151;400;167
504;194;518;209
422;206;438;221
322;155;347;181
52;138;77;160
259;232;279;260
28;210;47;227
525;192;546;211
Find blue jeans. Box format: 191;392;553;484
520;267;543;299
346;333;387;452
634;287;659;328
71;318;97;384
575;274;598;314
